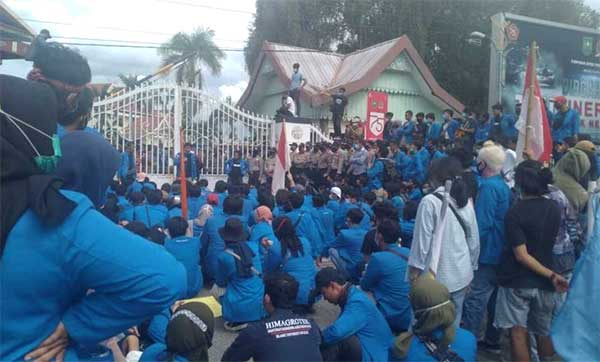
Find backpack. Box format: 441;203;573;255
381;158;399;183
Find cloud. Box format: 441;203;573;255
218;80;248;102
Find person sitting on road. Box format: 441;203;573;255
222;273;322;362
165;216;203;299
316;267;393;362
325;208;368;282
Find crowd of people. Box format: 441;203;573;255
2;39;600;362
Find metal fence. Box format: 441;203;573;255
89;83;275;177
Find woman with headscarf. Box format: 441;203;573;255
140;302;215;362
393;275;476;362
270;216;318;311
553;147;591;214
216;218;265;331
249;205;281;271
0;56;186;361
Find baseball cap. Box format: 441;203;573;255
553;95;567;105
330;187;342;199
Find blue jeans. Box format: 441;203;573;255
450;287;468;328
462;264;500;344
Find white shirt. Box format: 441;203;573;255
285;96;297;117
408;188;480;292
503;148;517;188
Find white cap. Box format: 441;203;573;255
330;187;342;199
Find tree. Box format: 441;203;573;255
118;73;140;90
159;28;225;88
245;0;599;110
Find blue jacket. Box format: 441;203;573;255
174;151;198;179
122;204;169;228
118;152;135;181
500;114;518;140
141;343;187;362
552;108;581;143
187;197;203;220
315;206;336;247
127;181;144;195
145;308;171;344
360;245;412;333
446;119;460;141
328;226;368;278
165;236;202;298
400;219;415;249
285;208;323;258
426;121;443;142
216;242;265;323
249;221;280;271
266;237;317;305
431;150;446;161
404;328;476;362
367;159;384;190
474;122;491;144
225;158;249;176
404;149;429;185
475;175;511;265
397;120;415;144
201;213;246;282
0;191;186;361
323;286;393;362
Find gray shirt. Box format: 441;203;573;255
290;71;304;90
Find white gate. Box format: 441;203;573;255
89;83;275;177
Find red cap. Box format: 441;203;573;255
207;193;219;205
553;96;567;105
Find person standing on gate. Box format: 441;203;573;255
330;87;348;138
225;150;249;185
289;63;307;116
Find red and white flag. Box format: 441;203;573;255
272;121;290;195
515;45;553;163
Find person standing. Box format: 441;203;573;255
489;103;517;142
474;112;491;144
289;63;307;116
118;142;136;184
396;110;415;145
175;143;198;181
425;113;442;143
348;141;368;184
263;148;277;186
495;160;568;362
408;157;480;326
248;149;263;187
225;150;249;186
551;95;580;143
330;87;348;138
462;144;511;350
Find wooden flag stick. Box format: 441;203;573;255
524;41;537;156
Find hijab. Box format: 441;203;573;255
394;274;456;358
166;302;215;362
0;75;76;257
55;130;119;207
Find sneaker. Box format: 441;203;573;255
224;321;248;332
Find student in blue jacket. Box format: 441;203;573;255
425;113;442;143
249;206;280;271
393;144;412;178
551;96;581;143
141;302;215;362
399;200;419;249
393;276;476;362
225;150;249;185
165;216;203;299
201;196;246;286
342;187;373;230
316;268;393;362
366;147;387;191
462;144;511;348
490;103;517;141
136;190;169;227
474;113;492;144
313;194;336;248
283;192;323;258
187;184;204;221
270;217;317;310
121;191;146;222
326;208;368;281
360;219;412;334
216;218;265;331
0;72;186;362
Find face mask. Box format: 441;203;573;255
353;144;359;150
1;108;61;174
442;114;449;121
425;118;433;123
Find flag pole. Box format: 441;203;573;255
179;128;188;219
524;41;537;156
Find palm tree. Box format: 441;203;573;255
158;28;225;89
118;73;140;90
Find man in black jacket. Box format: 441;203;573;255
222;273;322;362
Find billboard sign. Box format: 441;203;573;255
500;15;600;141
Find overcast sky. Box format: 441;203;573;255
2;0;600;102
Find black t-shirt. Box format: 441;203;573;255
330;94;348;114
361;228;380;256
497;197;561;290
221;309;322;362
